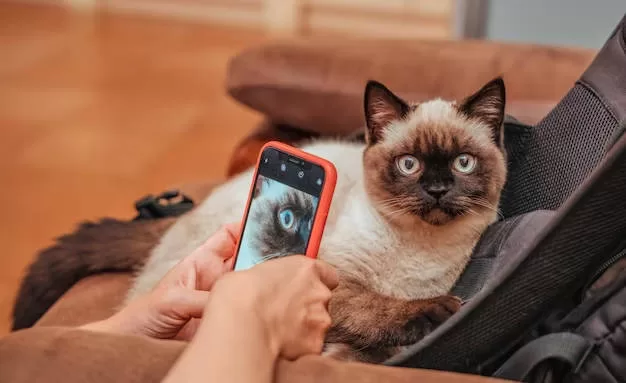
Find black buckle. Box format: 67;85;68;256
134;189;195;220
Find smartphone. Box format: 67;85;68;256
232;141;337;271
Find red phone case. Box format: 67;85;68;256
232;141;337;267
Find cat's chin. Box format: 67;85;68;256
421;208;455;226
380;208;456;228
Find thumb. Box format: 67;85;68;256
165;288;211;319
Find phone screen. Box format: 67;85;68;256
234;147;326;271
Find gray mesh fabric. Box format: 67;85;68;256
501;84;620;218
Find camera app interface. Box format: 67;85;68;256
234;148;325;271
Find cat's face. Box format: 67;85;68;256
363;78;507;226
248;179;316;262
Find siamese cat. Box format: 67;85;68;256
128;77;508;362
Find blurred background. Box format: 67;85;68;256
0;0;623;333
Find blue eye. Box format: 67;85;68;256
279;209;295;229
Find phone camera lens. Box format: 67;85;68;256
280;163;286;172
298;170;304;178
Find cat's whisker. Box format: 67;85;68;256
385;209;412;220
470;199;504;219
258;253;285;263
463;209;480;217
377;198;411;210
384;204;418;219
463;210;490;237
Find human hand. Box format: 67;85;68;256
208;256;339;360
82;222;240;340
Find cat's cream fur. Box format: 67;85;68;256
128;100;497;302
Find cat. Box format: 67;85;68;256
128;77;508;362
238;176;316;268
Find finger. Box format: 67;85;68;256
201;228;235;260
313;261;339;290
174;318;202;341
224;255;236;271
312;283;334;310
205;223;242;259
223;221;241;242
189;225;240;290
306;307;332;355
306;304;333;333
165;288;211;319
157;258;193;288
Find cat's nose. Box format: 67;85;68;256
425;184;450;200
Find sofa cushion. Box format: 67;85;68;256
0;326;513;383
227;39;595;134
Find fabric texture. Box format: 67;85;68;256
500;84;623;217
450;211;553;301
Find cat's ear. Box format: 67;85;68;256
364;81;410;145
253;177;269;199
459;77;506;145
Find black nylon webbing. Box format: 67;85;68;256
450;258;494;302
493;333;591;381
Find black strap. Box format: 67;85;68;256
450;258;494;302
134;190;194;220
493;333;593;381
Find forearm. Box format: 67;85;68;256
163;293;278;383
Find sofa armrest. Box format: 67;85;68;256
0;327;515;383
227;39;594;134
0;327;183;383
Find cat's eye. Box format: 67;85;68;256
279;209;295;229
452;154;477;174
395;155;420;175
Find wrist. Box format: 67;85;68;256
80;316;125;334
80;303;149;337
207;275;280;358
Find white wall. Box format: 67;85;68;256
485;0;625;49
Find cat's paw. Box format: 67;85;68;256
400;295;461;344
420;295;462;324
323;343;399;364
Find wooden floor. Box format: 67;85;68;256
0;3;266;333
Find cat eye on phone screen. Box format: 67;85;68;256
233;144;335;271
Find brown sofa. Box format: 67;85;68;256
0;38;595;383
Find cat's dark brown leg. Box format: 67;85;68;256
324;343;402;364
325;278;461;350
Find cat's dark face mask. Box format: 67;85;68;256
368;137;506;226
361;77;507;227
405;148;498;225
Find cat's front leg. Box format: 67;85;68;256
325;278;461;353
323;343;402;364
